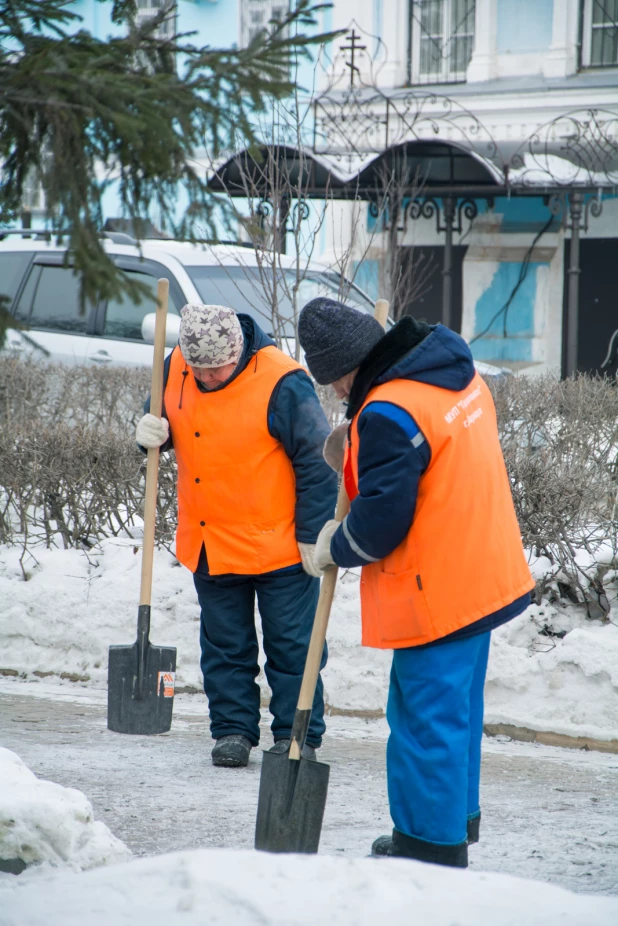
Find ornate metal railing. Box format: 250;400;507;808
310;23;618;189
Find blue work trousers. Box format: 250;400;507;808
193;564;326;748
386;631;491;846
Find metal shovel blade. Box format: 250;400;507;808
255;749;330;853
107;638;177;735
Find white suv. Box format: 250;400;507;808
0;234;378;367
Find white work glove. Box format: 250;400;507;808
315;519;339;573
298;542;322;578
323;422;348;474
136;413;170;449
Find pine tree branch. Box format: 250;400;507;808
0;0;343;306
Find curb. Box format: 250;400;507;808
483;723;618;755
325;705;618;755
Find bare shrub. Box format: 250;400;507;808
488;373;618;617
3;357;617;617
0;359;176;559
0;356;150;431
314;383;345;430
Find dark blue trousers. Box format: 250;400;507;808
193;564;326;748
386;631;491;846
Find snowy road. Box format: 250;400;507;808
1;682;617;896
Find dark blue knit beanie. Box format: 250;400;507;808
298;298;384;385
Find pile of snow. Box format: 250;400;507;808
485;604;618;740
0;540;203;690
0;748;130;871
1;540;617;742
2;846;617;926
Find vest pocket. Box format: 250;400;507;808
376;567;433;646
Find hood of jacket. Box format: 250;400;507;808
346;318;476;419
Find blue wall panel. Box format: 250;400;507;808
178;0;238;47
71;1;121;39
353;259;380;301
471;262;547;362
71;1;237;45
496;0;553;53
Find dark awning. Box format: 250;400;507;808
205;137;616;201
206;145;350;198
352;140;504;194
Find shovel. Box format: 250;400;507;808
254;298;390;854
107;278;177;735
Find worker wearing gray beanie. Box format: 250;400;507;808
298;297;386;385
302;296;533;869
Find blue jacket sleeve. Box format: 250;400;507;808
269;370;338;544
330;401;430;568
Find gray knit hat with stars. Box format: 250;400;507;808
179;303;244;369
298;297;385;385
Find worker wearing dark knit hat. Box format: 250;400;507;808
298;297;386;386
298;297;533;869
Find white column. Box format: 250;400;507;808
466;0;498;83
543;0;579;78
374;0;409;87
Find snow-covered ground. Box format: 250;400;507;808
1;540;617;743
3;843;618;926
0;748;130;872
1;701;617;923
2;679;617;893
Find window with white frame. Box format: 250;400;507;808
581;0;618;68
136;0;176;40
409;0;476;84
240;0;290;48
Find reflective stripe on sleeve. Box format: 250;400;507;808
342;515;380;563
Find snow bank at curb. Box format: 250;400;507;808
485;608;618;740
0;748;130;871
1;541;617;742
2;846;617;926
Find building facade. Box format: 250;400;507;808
316;0;618;375
16;1;618;374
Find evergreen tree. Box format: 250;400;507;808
0;0;336;304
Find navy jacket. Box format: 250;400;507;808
331;322;530;644
145;314;338;551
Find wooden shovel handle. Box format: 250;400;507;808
139;279;169;608
373;299;390;329
289;297;390;759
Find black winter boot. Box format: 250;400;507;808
371;829;468;868
211;735;252;768
370;834;392;857
467;813;480;845
269;739;317;761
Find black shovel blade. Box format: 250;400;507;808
255;749;330;854
107;641;177;735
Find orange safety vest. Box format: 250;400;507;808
164;345;302;575
344;371;534;648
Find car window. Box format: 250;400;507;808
13;264;41;323
296;274;375;312
103;270;181;340
185;265;286;334
322;271;378;313
0;252;31;312
14;264;94;333
184;265;374;337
